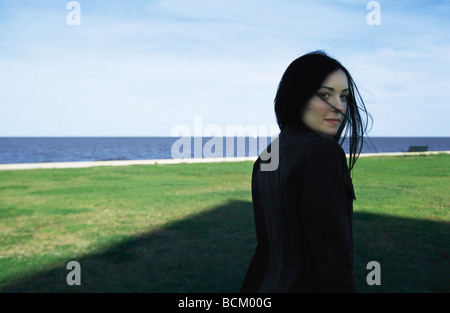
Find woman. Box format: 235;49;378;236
240;51;369;293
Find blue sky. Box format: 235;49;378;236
0;0;449;136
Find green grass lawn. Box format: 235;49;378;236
0;153;448;292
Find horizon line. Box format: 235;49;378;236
0;135;449;138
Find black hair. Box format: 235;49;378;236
274;50;371;171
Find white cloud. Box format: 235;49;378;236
0;0;449;136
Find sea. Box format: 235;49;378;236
0;137;449;164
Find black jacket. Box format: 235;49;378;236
240;123;356;293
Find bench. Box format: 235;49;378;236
407;146;428;152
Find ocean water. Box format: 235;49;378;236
0;136;449;164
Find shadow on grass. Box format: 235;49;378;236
1;200;449;293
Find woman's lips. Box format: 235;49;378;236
326;119;340;126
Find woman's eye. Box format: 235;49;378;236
318;92;330;99
340;95;349;102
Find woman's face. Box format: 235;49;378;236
301;69;349;136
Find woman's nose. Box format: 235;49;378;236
332;97;346;113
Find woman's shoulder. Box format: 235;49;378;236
281;129;345;159
306;132;344;155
